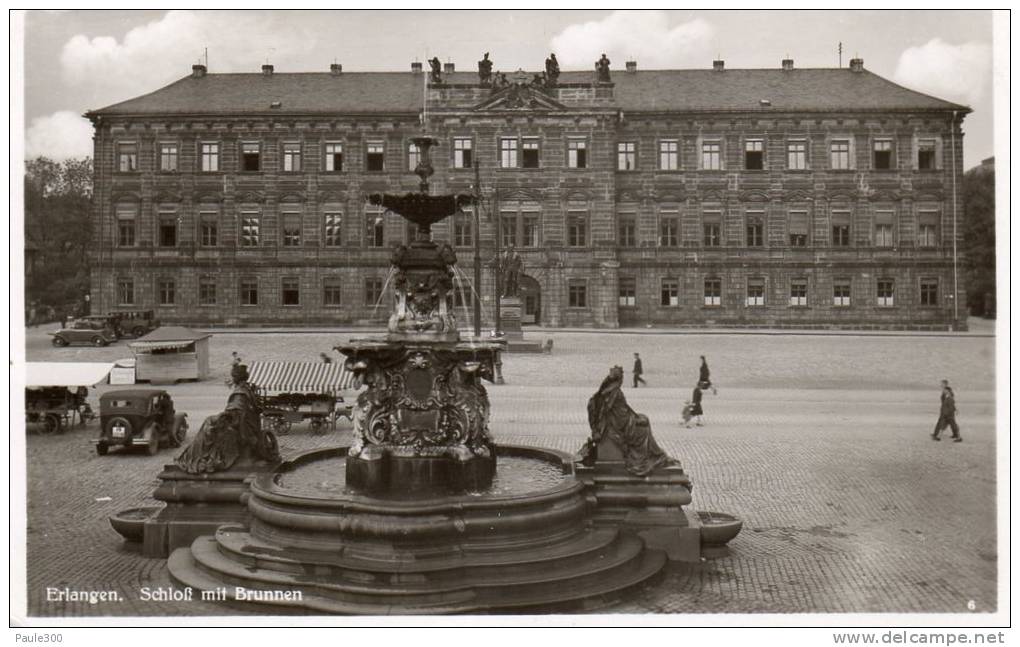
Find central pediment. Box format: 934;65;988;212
473;81;567;112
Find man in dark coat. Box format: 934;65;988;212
931;379;962;442
684;385;704;428
632;352;646;387
699;355;717;394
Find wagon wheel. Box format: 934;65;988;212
309;417;326;435
39;414;61;436
273;418;292;435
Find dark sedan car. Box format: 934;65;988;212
50;318;118;347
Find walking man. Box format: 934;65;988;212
931;379;962;442
698;355;717;395
632;353;646;388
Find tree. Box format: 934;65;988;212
962;160;995;317
24;156;94;322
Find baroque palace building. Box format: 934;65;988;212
86;56;970;329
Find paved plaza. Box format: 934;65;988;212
18;325;998;617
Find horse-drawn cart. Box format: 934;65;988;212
248;361;358;435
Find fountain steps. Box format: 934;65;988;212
169;529;665;614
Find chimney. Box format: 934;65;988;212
443;62;455;73
262;64;274;76
625;60;637;73
849;57;864;72
781;58;794;71
411;61;423;73
713;59;724;72
330;63;342;76
191;64;207;78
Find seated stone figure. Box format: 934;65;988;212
175;364;280;474
580;365;679;476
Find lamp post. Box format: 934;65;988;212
472;160;482;338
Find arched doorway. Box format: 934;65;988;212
519;275;540;325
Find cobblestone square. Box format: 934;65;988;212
18;325;998;618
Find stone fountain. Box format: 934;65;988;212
131;136;741;614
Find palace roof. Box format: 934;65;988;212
89;67;969;118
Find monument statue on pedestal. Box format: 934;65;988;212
581;365;679;476
175;364;279;474
596;53;612;83
478;52;492;86
501;245;523;297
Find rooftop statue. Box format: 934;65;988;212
428;57;442;83
596;53;611;83
545;53;560;86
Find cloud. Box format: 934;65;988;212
894;38;991;107
549;11;714;69
60;10;316;102
26;111;94;160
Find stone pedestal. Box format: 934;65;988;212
135;461;276;558
500;296;544;353
575;437;702;562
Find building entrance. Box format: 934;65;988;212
520;275;540;325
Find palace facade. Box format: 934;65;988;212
86;57;970;329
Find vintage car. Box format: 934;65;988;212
50;318;118;347
108;310;160;338
94;389;187;456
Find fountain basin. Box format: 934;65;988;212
109;506;162;542
697;510;743;557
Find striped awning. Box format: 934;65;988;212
130;340;195;351
248;361;358;396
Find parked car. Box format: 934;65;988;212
108;310;160;338
94;389;187;456
50;318;118;347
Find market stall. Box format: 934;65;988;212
129;327;212;383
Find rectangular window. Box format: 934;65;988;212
453;138;473;169
282;277;300;306
660;279;679;307
500;138;518;168
618;277;636;307
568;139;588;169
323;279;342;307
240;278;258;306
877;279;895;307
324;212;343;247
117;142;138;172
117;279;134;306
453;209;473;247
918;212;939;247
746;213;764;247
283;142;302;172
833;280;851;307
241;213;261;247
787;140;807;170
704;278;721;307
567;212;587;247
521;214;539;248
201;142;219;172
703;221;721;247
568;281;587;308
790;279;807;306
158;279;175;306
282;213;301;247
659;140;678;171
199;211;218;247
158;213;177;247
659;216;679;247
408;142;421;171
701;141;721;170
920;279;939;306
830;140;851;170
324;142;344;172
365;278;384;306
618;216;636;247
500;215;517;248
746;278;765;307
875;211;894;248
366;141;385;172
116;206;136;247
198;278;216;306
365;208;385;247
159;143;178;172
241;142;261;172
788;210;809;247
745;139;764;170
917;139;937;170
521;138;540;168
617;142;636;171
831;211;851;247
873;139;893;170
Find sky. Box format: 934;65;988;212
20;9;996;167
